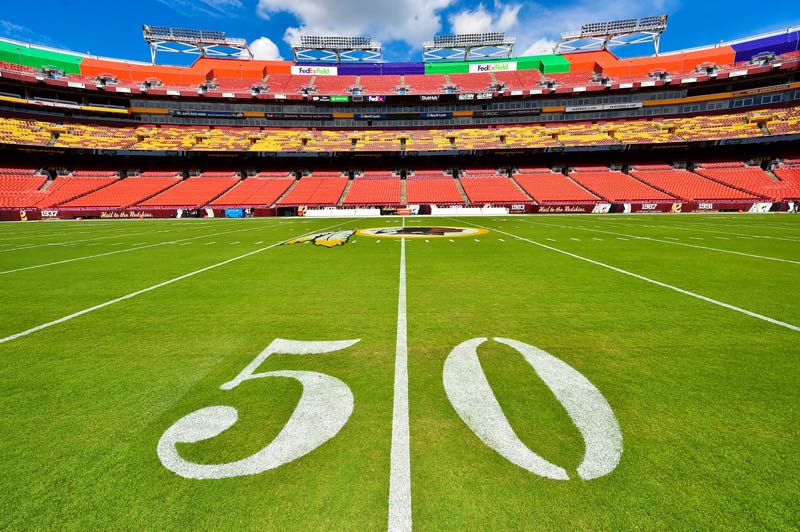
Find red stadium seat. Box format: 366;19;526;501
569;171;675;202
406;177;465;205
342;179;401;206
62;177;180;208
628;169;756;201
36;177;120;208
695;165;800;200
514;173;601;203
211;178;295;207
277;177;348;206
138;177;239;208
459;176;530;204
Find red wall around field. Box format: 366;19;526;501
599;46;736;77
191;58;268;80
80;58;207;84
80;57;292;83
563;50;619;74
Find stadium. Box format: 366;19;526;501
0;5;798;531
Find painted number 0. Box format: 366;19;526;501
158;337;622;481
444;338;622;480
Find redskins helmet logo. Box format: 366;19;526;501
284;230;355;248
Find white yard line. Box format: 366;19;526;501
529;221;800;266
388;237;412;532
0;226;134;242
0;227;186;252
611;221;800;242
0;226;277;276
0;220;357;344
673;221;800;232
455;219;800;333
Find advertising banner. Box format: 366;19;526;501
225;208;246;218
291;66;338;76
469;62;517;73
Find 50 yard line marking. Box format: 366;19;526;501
388;236;412;532
455;219;800;333
0;220;359;345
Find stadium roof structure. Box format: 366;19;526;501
142;25;252;65
291;35;382;63
555;15;668;55
423;32;515;62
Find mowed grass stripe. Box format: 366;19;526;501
0;216;797;530
0;226;195;252
456;219;800;333
527;220;800;265
0;222;140;240
604;218;800;241
0;219;359;345
0;223;399;531
0;220;336;332
0;219;231;242
404;227;797;531
0;224;287;276
494;215;800;319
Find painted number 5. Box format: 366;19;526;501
157;338;360;479
443;337;622;480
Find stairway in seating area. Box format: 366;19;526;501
454;177;470;205
337;179;354;207
509;175;535;201
272;177;300;206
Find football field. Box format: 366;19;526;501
1;214;798;531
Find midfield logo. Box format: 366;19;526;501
357;226;489;238
284;230;355;247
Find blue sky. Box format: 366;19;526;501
0;0;798;65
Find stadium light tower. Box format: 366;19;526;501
555;14;668;55
423;32;515;61
291;36;382;62
143;25;252;65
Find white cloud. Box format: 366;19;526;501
202;0;242;8
521;38;557;56
444;0;675;59
156;0;243;17
247;36;283;60
448;2;521;35
257;0;455;49
251;0;674;59
0;19;64;48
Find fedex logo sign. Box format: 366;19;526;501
469;62;516;73
291;66;338;76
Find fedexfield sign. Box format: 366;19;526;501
291;66;339;76
469;62;517;73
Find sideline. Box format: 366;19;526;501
0;220;359;344
0;224;287;276
526;220;800;266
454;219;800;333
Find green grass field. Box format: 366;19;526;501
1;214;798;531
